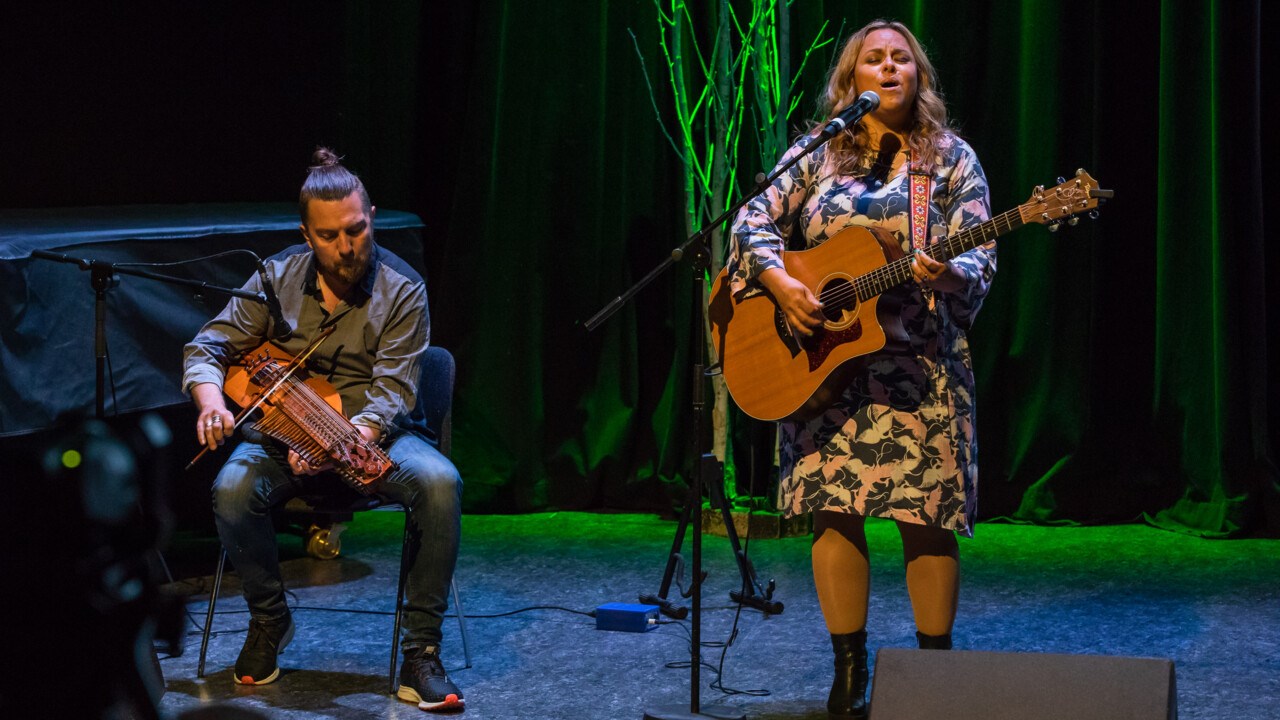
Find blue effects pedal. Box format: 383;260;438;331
595;602;660;632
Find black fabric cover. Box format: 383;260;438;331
0;204;425;436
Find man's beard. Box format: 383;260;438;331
321;229;373;286
327;255;369;286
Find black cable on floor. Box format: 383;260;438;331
708;504;768;697
184;596;599;639
654;503;772;698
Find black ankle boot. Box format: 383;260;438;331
916;630;952;650
828;630;868;720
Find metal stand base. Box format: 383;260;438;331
643;703;746;720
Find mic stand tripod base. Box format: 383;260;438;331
643;703;746;720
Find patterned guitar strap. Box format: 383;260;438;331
908;155;954;415
908;155;934;312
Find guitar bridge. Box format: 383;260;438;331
774;307;802;358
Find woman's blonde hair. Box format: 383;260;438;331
813;19;954;175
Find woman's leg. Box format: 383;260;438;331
813;510;870;719
896;520;959;647
812;510;870;633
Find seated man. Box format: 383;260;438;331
183;147;464;711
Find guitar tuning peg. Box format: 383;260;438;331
1047;222;1061;233
1088;210;1100;220
1076;168;1085;176
1067;216;1079;226
1057;176;1066;184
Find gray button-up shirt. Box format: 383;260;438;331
182;243;429;438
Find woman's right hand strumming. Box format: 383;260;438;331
759;267;826;337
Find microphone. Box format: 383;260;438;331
814;90;881;143
256;261;293;342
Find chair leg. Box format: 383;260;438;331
450;577;472;669
390;510;412;695
197;548;228;678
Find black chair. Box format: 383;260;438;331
196;346;471;692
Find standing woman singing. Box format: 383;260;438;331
727;19;996;720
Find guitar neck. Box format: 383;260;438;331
856;208;1023;300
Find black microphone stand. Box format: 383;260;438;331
640;451;784;623
29;249;269;420
27;248;268;720
585;125;848;720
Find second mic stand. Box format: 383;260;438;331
585;126;841;720
639;452;782;620
29;248;270;420
27;247;271;720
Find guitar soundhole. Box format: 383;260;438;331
818;277;858;325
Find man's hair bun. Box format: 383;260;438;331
309;146;342;169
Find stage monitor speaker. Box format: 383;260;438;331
869;648;1176;720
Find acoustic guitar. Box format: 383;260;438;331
707;169;1112;421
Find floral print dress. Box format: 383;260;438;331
727;135;995;537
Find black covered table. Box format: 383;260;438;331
0;204;425;437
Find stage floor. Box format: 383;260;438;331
156;512;1279;719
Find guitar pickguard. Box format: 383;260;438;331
803;321;863;372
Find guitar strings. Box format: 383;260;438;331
809;208;1023;309
258;360;365;468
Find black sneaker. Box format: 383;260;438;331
397;645;464;711
233;612;295;685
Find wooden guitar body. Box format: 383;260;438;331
707;169;1113;423
709;224;907;422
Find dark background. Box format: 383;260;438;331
3;1;1276;536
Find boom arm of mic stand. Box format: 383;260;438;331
29;249;268;304
28;248;275;420
582;129;835;331
584;233;704;331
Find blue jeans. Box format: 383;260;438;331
211;432;462;648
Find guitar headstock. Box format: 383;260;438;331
1019;169;1114;232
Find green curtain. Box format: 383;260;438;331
415;2;694;513
1147;0;1275;535
401;0;1275;535
17;1;1271;535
